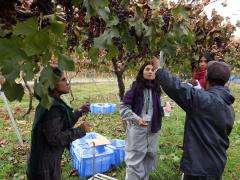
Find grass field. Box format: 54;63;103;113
0;81;239;180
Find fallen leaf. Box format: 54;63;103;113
17;120;27;125
2;113;9;120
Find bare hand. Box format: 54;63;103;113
152;56;161;70
138;119;148;127
78;102;90;114
79;122;91;132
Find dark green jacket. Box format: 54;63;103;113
27;97;86;180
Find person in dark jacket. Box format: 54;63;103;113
192;52;214;89
120;62;164;180
27;67;90;180
153;58;235;180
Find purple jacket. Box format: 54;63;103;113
122;86;163;133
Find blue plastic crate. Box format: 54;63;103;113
109;103;116;113
72;145;114;178
71;132;106;146
90;103;116;114
107;139;125;167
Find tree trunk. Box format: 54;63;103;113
112;58;125;100
23;78;34;118
116;71;125;100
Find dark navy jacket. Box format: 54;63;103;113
122;85;163;133
156;68;235;176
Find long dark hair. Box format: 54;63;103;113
132;62;161;94
198;52;214;63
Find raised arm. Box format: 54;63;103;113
155;68;195;112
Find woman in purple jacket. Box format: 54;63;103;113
120;62;164;180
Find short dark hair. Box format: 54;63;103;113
34;67;63;101
207;61;230;86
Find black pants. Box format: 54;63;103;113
183;175;222;180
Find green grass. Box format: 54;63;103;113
0;82;239;180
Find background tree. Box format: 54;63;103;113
0;0;239;108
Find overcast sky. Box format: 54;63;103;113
204;0;240;37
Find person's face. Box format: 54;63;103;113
143;64;155;80
54;73;70;95
199;56;208;70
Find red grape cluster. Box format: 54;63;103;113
161;10;171;32
143;5;152;24
74;7;87;27
88;16;106;38
0;0;18;30
82;16;106;50
31;0;54;15
57;0;73;21
109;0;130;22
82;38;93;50
67;33;79;52
214;36;221;47
112;37;123;50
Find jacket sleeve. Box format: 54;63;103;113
41;107;86;147
120;88;142;121
72;110;82;126
119;102;142;121
155;68;195;112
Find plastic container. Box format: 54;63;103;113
90;103;116;114
72;145;114;178
107;139;125;166
72;132;106;146
70;132;114;178
71;132;108;154
109;103;117;113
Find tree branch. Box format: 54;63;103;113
22;78;34;118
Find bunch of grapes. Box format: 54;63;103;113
0;0;18;30
67;33;79;52
214;36;221;47
82;38;94;50
30;0;54;15
143;5;152;24
57;0;73;21
112;37;123;50
109;0;130;22
161;10;171;32
39;18;50;28
87;16;106;38
140;47;148;57
75;7;87;27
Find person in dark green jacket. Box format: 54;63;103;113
27;67;90;180
153;58;235;180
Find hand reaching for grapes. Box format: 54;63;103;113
77;102;90;114
153;50;164;70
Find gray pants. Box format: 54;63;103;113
125;121;159;180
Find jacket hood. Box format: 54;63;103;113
208;86;235;105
